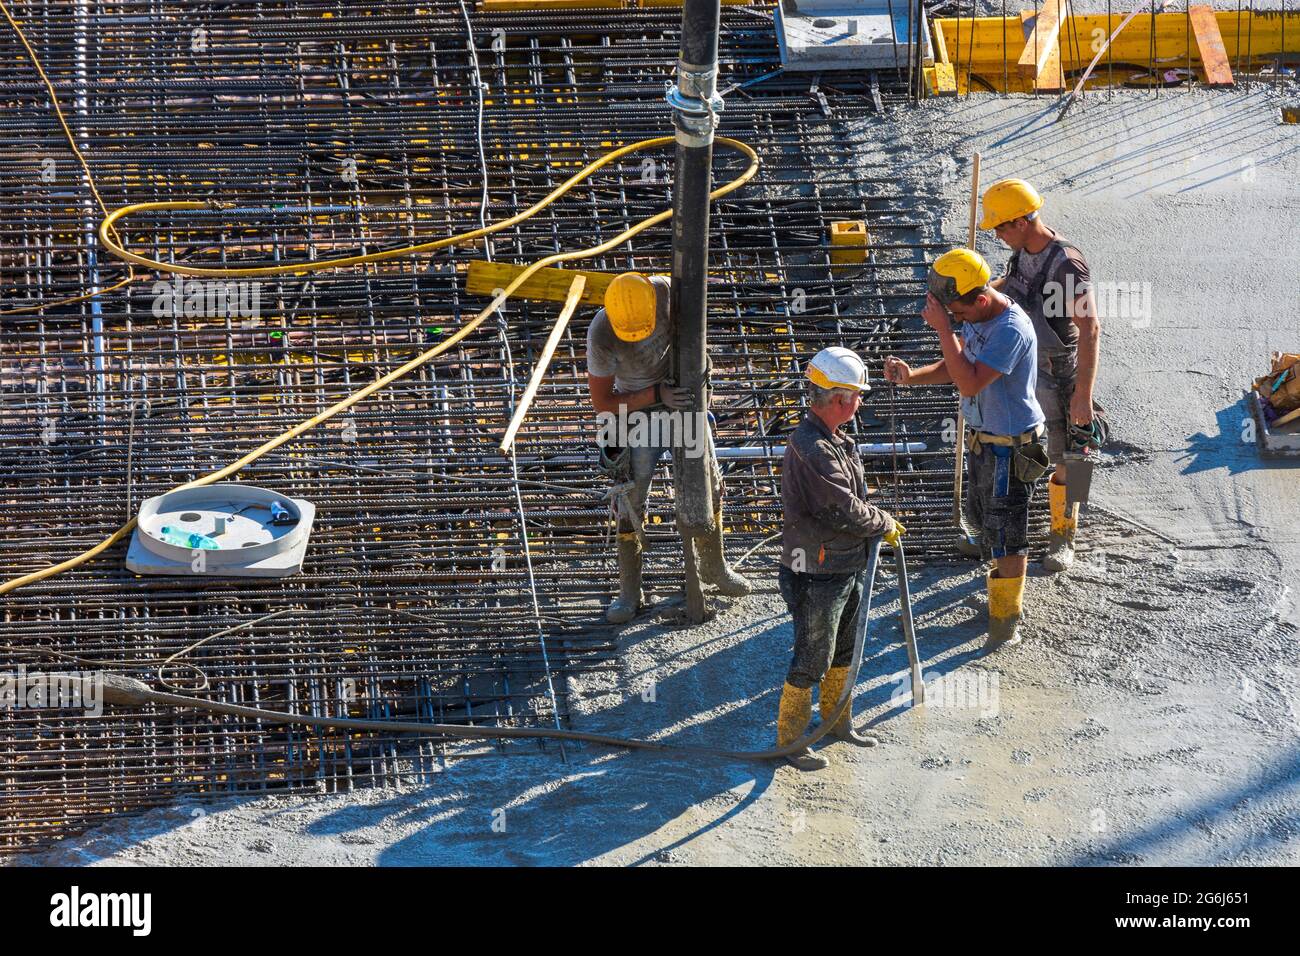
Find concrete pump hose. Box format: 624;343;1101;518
76;540;886;764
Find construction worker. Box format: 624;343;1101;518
884;249;1048;652
981;179;1102;573
776;347;904;771
586;271;751;625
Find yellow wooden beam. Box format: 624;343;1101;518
930;63;957;96
465;259;613;307
1019;1;1066;81
1190;5;1235;85
1020;9;1066;91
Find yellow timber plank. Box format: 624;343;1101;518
1021;9;1066;91
1018;0;1065;79
466;260;613;307
932;63;958;96
1191;5;1235;85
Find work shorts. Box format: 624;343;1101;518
966;442;1039;560
778;565;862;689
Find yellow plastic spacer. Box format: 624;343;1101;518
829;220;869;265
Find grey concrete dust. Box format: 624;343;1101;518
18;82;1300;867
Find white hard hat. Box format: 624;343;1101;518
807;346;871;392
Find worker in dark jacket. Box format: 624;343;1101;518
777;346;903;772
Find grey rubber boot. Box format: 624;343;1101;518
786;748;831;771
1042;532;1075;573
956;531;983;557
605;533;644;624
695;511;752;597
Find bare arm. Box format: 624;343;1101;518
933;327;1005;398
1068;289;1101;424
587;373;658;416
887;358;953;386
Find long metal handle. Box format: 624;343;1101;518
894;541;925;706
952;151;981;534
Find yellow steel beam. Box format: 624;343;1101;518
931;9;1299;93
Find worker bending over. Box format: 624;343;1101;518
586;271;750;624
981;179;1103;573
885;250;1048;651
777;347;903;771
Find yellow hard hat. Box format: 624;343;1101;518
604;272;657;342
928;248;992;305
979;178;1044;230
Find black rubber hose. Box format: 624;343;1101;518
80;540;891;765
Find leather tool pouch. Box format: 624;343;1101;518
1013;440;1051;484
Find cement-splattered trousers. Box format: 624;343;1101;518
778;566;862;689
779;412;892;689
610;407;723;534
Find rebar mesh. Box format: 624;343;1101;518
1;0;971;853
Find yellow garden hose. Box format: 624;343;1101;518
97;136;755;279
0;0;137;314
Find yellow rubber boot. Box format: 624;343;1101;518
1042;478;1077;573
777;683;828;771
984;569;1025;652
819;666;878;747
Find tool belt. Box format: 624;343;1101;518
966;425;1050;483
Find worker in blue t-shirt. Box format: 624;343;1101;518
884;249;1048;651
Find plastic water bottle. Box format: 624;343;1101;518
270;501;295;526
158;526;220;550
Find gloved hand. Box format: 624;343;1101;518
656;383;692;410
883;516;907;549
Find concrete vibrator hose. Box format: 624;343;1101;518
37;541;896;763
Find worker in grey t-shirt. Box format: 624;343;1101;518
586;272;750;624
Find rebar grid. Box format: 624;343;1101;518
1;1;972;853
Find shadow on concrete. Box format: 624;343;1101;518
1072;747;1300;865
297;560;990;865
1178;397;1300;477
